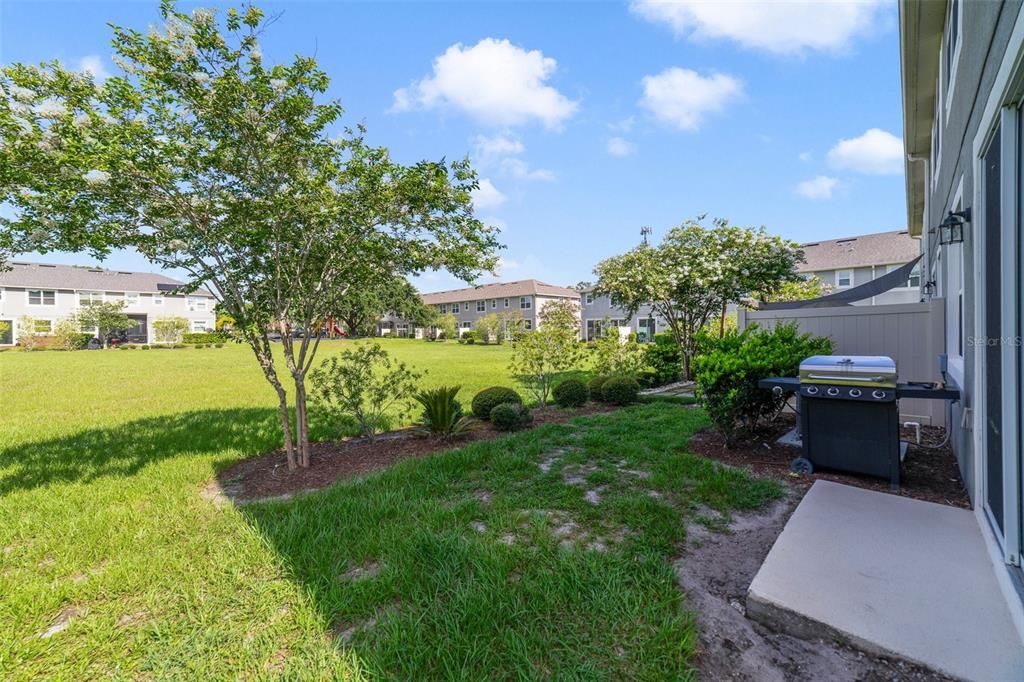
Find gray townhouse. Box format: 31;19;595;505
797;230;922;305
578;288;664;341
0;260;217;345
901;0;1024;643
378;279;580;337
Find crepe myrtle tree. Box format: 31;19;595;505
78;301;137;346
0;3;500;469
509;299;583;406
594;218;802;380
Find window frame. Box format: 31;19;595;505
33;318;53;334
27;289;56;306
519;296;532;310
836;270;853;288
476;300;485;312
943;0;963;116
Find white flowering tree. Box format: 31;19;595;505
594;218;802;379
0;3;500;469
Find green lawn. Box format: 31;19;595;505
0;340;779;679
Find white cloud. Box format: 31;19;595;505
608;116;635;133
796;175;839;199
474;133;525;160
798;151;813;162
630;0;885;55
827;128;904;174
471;178;507;210
392;38;578;129
606;137;634;156
640;67;741;131
500;157;555;181
76;55;110;81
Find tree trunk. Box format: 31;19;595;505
274;383;298;470
293;375;310;467
719;301;727;338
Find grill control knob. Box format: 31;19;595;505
872;390;886;400
827;387;840;396
806;386;819;395
849;388;862;398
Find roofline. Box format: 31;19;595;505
899;0;946;237
798;229;912;247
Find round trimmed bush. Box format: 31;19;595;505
471;386;523;419
589;376;610;402
602;376;640;406
553;379;588;408
490;402;533;431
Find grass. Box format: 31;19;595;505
0;340;780;679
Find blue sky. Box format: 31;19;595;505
1;1;906;293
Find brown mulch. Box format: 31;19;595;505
688;413;971;508
215;403;619;503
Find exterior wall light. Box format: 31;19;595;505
923;280;937;297
937;208;970;245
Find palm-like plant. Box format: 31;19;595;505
414;386;474;438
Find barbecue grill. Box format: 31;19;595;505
796;355;902;486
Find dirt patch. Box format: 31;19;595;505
116;610;149;629
688;415;969;509
38;606;84;639
214;404;619;503
677;490;953;681
339;560;380;582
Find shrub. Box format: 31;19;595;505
53;316;91;351
310;343;423;440
214;343;224;348
591;327;647;378
182;332;229;344
694;322;832;445
509;300;584;406
490;402;533;431
602;376;640;406
141;345;150;350
589;376;609;402
172;343;186;349
195;343;205;349
471;386;523;420
461;330;479;344
153;317;189;344
553;379;588;408
643;333;682;386
415;386;473;438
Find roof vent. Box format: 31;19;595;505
117;271;132;275
88;268;104;273
803;242;819;247
39;264;57;268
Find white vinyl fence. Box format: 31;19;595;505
738;298;948;426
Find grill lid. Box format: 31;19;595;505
799;355;897;388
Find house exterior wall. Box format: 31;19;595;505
0;286;216;344
804;266;922;306
579;291;666;340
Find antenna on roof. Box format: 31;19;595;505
640;226;652;245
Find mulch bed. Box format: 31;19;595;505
688;413;970;508
216;403;619;503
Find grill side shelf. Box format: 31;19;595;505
758;376;960;402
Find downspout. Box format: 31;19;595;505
906;152;930;296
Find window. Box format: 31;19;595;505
503;298;509;308
943;0;961;106
461;321;471;328
836;270;853;288
191;320;210;332
28;290;56;305
153;295;164;306
33;319;53;334
477;300;485;312
126;293;139;306
79;290;102;305
520;296;532;310
585;293;594;305
523;320;532;330
105;292;125;304
188;296;208;312
908;265;921;288
490;299;496;309
452;303;460;313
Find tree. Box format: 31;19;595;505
754;275;831;303
153;316;189;344
509;299;583;406
436;313;458;340
53;315;86;350
0;320;10;344
497;310;525;343
332;277;433;337
0;4;499;469
16;316;39;349
594;218;803;379
473;313;501;344
78;301;136;347
591;324;646;378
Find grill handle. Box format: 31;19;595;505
805;373;889;383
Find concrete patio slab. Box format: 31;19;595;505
747;480;1024;681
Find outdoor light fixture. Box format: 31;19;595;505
937;207;971;245
923;280;937;297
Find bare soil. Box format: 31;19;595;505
213;404;618;503
688;414;969;509
677;491;954;681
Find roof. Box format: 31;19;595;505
797;230;921;272
421;279;580;305
899;0;946;236
0;261;214;296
